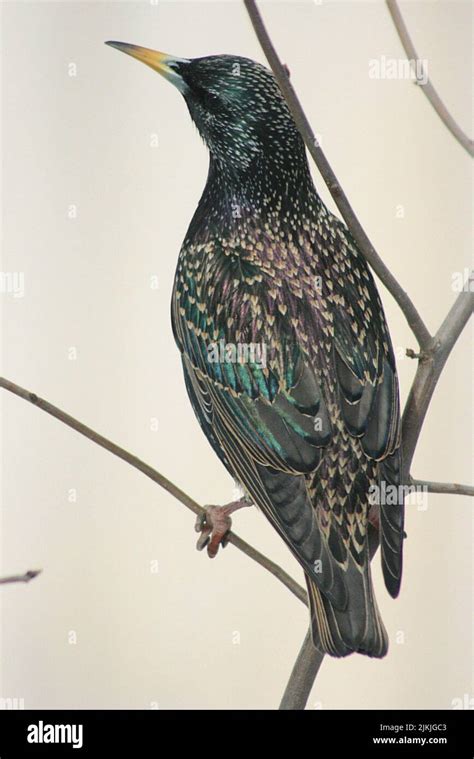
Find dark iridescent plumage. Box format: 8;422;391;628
107;44;404;657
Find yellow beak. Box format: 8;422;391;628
105;41;190;92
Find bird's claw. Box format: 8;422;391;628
195;506;232;558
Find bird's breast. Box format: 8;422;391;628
171;231;336;395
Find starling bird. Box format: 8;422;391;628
106;42;404;657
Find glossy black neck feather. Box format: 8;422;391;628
184;133;321;245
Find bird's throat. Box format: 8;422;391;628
185;148;320;246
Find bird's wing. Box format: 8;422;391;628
181;345;350;610
172;242;355;609
172;258;332;476
173;221;403;605
329;220;404;597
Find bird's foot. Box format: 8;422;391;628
195;497;251;558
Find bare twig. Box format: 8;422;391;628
0;570;42;585
386;0;474;157
243;0;432;350
410;478;474;498
0;377;307;606
401;286;473;476
280;629;324;710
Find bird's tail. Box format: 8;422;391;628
305;551;388;658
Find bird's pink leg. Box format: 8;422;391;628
195;497;252;558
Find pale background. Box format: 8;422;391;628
1;0;472;709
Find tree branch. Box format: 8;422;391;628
386;0;474;157
243;0;432;350
401;285;473;476
410;478;474;498
0;377;307;606
0;570;42;585
280;629;324;710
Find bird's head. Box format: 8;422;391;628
106;42;305;178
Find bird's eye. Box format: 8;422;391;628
195;87;220;109
204;91;219;107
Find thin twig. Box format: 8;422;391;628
243;0;432;350
401;286;474;476
0;570;42;585
410;479;474;498
0;377;307;606
386;0;474;157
